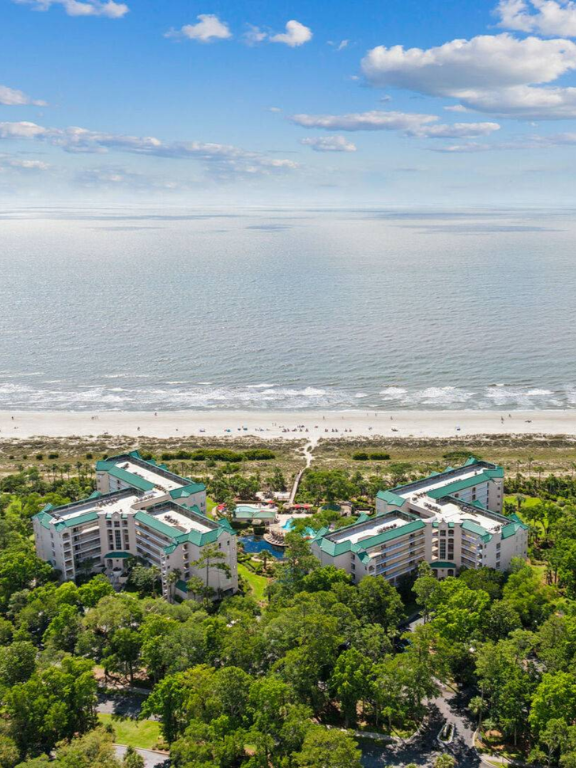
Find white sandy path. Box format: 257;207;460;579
0;410;576;441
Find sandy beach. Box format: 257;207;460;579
0;410;575;441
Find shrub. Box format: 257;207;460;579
352;451;390;461
243;449;276;461
35;454;43;461
48;452;59;460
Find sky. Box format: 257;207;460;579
2;0;576;206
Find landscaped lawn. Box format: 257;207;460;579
98;713;162;750
206;496;217;517
238;563;269;602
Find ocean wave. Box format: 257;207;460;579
0;379;573;412
0;381;354;411
380;387;407;400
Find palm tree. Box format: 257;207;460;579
167;568;181;602
469;695;485;729
261;550;269;574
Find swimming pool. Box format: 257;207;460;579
282;518;315;537
239;535;285;559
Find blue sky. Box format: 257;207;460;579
2;0;576;205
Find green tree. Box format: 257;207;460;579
43;604;82;653
434;755;456;768
5;656;97;758
122;746;144;768
0;735;18;768
294;726;361;768
353;575;404;632
330;648;372;726
128;565;160;597
191;544;231;594
77;575;115;608
0;640;36;688
531;672;576;737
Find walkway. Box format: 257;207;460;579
288;440;316;505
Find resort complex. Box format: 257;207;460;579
33;450;527;600
33;451;238;600
311;458;528;584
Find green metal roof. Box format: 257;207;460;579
55;511;99;529
501;521;527;539
461;519;489;537
431;561;457;569
381;459;502;501
104;551;132;559
99;464;155;492
376;489;406;507
175;580;188;593
427;472;494;500
234;506;276;520
34;509;54;530
134;510;178;540
318;519;425;557
508;513;529;530
135;503;235;555
170;482;206;500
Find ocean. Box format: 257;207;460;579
0;206;574;412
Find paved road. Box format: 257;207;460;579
360;684;485;768
114;745;169;768
97;691;148;718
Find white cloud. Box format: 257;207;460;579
14;0;128;18
0;85;47;107
444;104;469;112
361;33;576;119
412;122;501;138
300;135;357;152
289;109;500;139
75;165;185;190
362;34;576;93
166;15;232;43
455;83;576;118
289;110;438;132
428;131;576;152
0;121;298;181
243;24;267;45
496;0;576;37
270;20;312;47
328;39;349;51
0;155;50;172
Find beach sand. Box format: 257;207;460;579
0;410;575;441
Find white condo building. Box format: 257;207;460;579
311;458;528;583
33;451;238;600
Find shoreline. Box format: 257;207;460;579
1;409;576;441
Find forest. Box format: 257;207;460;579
1;461;576;766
